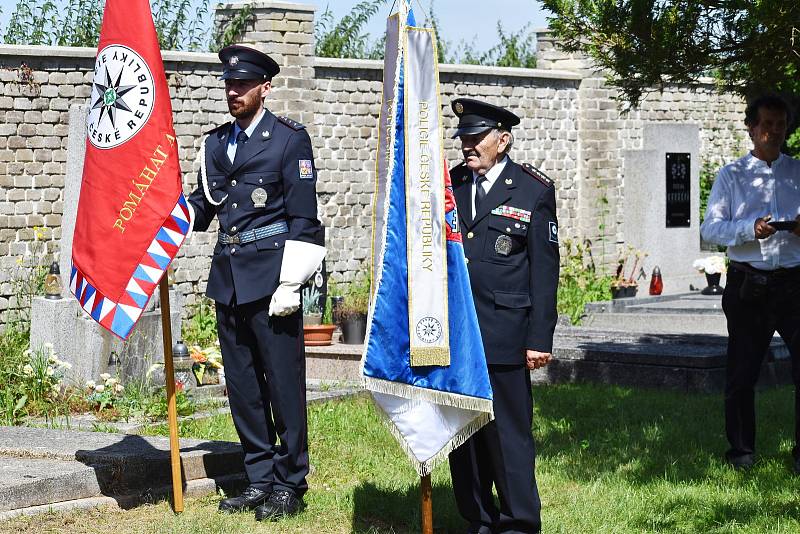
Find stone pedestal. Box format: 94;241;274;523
30;293;181;385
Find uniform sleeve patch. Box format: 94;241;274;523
548;221;558;243
299;159;314;179
277;115;306;130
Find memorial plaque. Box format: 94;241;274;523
665;152;690;227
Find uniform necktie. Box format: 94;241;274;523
236;130;248;145
475;175;488;213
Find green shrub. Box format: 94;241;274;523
182;296;217;348
557;238;613;325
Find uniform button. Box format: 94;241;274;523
231;226;237;232
465;258;470;264
231;247;236;254
231;180;237;186
274;242;279;247
515;223;520;228
232;202;238;209
506;227;511;232
467;232;474;239
211;181;216;187
259;179;263;184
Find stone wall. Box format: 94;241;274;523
0;1;751;324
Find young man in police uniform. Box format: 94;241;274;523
448;98;559;534
701;94;800;472
186;44;325;521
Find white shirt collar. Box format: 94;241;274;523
231;107;266;141
473;155;508;187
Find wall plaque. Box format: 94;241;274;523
666;152;690;227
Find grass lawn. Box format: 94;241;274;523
3;383;800;533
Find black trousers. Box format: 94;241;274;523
449;365;541;534
722;267;800;460
215;297;309;496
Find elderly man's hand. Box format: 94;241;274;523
754;215;777;239
526;350;551;370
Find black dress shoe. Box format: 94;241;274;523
218;485;271;513
725;452;755;470
254;489;304;521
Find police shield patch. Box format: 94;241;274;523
548;221;558;243
299;159;314;180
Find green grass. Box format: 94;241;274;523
3;384;800;533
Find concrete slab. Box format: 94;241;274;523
0;427;243;496
0;456;101;511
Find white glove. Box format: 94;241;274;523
268;240;326;317
268;282;301;316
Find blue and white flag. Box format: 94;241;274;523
363;2;493;476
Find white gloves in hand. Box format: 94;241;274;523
268;282;301;316
267;240;326;317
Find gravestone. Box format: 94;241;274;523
623;123;714;293
29;105;181;385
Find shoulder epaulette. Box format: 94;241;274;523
522;163;554;187
203;122;229;136
277;116;305;131
450;161;470;183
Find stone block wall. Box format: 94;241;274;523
0;2;751;325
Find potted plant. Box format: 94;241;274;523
339;269;371;344
692;255;726;295
302;286;335;346
610;247;647;299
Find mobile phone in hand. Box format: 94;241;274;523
767;220;798;231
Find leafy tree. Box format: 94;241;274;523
451;22;537;68
3;0;210;51
315;0;389;60
542;0;800;106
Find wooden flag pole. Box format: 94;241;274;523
421;474;433;534
159;277;184;513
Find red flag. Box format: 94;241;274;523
71;0;189;340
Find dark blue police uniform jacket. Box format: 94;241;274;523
449;158;559;532
451;158;559;362
188;109;320;304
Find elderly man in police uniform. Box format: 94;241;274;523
186;45;325;521
447;98;558;534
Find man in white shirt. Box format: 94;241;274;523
700;94;800;472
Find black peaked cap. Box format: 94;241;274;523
451;98;520;138
219;45;280;81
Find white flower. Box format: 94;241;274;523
48;355;58;364
86;380;96;388
99;373;111;381
44;342;54;351
46;367;54;376
693;256;727;275
114;384;125;394
60;361;72;370
94;384;105;393
106;377;118;386
22;364;34;376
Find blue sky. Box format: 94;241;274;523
0;1;549;52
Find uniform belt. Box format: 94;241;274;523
729;261;800;278
218;221;288;245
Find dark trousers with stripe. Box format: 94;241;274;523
449;364;541;534
722;267;800;460
215;297;309;496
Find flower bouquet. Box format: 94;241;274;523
190;344;223;385
692;256;726;295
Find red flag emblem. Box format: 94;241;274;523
71;0;189;339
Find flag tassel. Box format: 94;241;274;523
159;278;184;512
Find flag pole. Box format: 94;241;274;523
159;277;184;512
421;474;433;534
